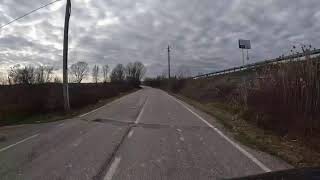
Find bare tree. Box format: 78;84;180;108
8;65;19;85
43;66;54;83
92;65;100;83
102;65;109;83
35;66;54;83
53;76;62;83
35;66;45;84
161;69;168;78
8;65;21;85
175;65;191;79
110;64;126;83
70;61;89;83
8;65;35;85
125;61;146;86
125;61;146;80
0;72;7;85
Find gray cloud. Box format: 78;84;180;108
0;0;320;78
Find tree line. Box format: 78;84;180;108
7;64;55;85
0;61;146;86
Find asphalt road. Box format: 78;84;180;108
0;87;291;180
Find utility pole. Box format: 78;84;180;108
242;49;245;66
168;45;171;79
62;0;71;111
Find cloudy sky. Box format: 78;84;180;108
0;0;320;78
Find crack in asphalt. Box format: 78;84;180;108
92;126;131;180
92;118;212;131
93;96;149;180
92;95;213;180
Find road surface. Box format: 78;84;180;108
0;87;291;180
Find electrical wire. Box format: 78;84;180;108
0;0;62;29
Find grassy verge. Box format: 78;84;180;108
1;89;138;126
173;93;320;168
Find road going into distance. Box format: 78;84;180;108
0;87;291;180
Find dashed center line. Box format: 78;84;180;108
103;157;121;180
127;130;134;138
102;96;148;180
179;136;185;142
134;97;148;124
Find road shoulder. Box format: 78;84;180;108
170;93;295;170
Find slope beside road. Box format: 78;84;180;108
0;87;291;180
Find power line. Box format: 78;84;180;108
0;0;62;29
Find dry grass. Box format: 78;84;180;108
245;57;320;133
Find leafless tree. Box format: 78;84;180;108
34;66;54;83
70;61;89;83
92;65;100;83
8;65;35;85
161;69;168;78
125;61;146;81
53;76;62;83
125;61;146;87
175;65;191;79
102;65;109;83
110;64;126;83
0;72;7;85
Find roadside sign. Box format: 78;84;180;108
239;39;251;49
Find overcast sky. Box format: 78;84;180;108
0;0;320;78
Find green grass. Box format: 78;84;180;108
1;89;138;126
174;94;320;168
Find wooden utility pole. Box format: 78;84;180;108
242;49;245;66
168;45;171;79
63;0;71;111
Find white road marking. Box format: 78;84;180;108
0;124;26;130
72;138;83;147
127;130;134;138
104;157;121;180
134;97;148;124
57;123;64;127
168;94;271;172
0;134;39;153
79;105;106;117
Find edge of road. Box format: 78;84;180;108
161;89;293;172
164;91;271;172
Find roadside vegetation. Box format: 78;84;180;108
0;61;146;126
144;46;320;167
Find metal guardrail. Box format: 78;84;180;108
192;49;320;79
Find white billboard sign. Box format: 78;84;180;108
239;39;251;49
